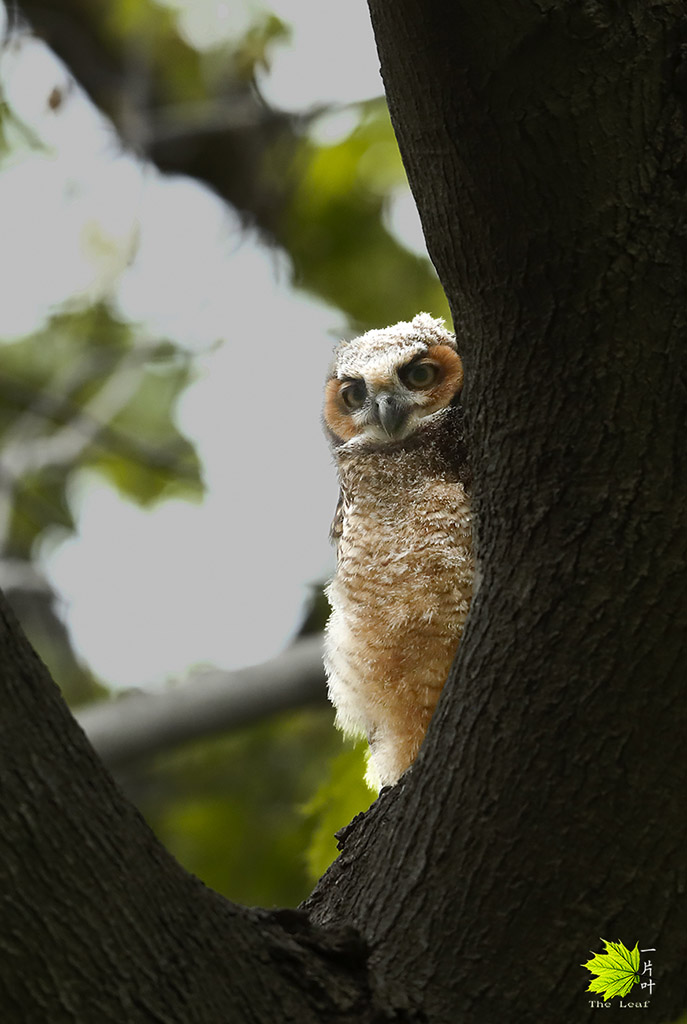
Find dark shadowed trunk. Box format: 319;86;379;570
0;594;377;1023
1;2;686;1022
306;1;687;1019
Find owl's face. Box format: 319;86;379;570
324;313;463;445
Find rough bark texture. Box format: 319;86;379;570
0;596;377;1023
1;2;686;1022
307;1;687;1020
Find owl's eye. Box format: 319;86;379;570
401;360;440;390
340;380;367;410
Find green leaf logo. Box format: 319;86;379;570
582;939;640;1000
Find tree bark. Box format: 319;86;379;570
306;1;687;1020
0;593;376;1023
1;2;686;1022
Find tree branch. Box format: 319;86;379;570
0;590;381;1022
16;0;299;236
77;634;327;768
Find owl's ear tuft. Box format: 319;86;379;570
410;312;456;349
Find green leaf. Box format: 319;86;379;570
302;742;373;881
582;939;640;1000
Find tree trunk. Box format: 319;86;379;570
1;2;686;1022
306;1;687;1019
0;595;380;1023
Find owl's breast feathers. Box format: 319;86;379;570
325;404;473;787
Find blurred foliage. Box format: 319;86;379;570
279;98;450;329
0;303;200;704
105;0;206;103
0;306;200;556
302;742;372;882
0;0;449;906
123;709;371;907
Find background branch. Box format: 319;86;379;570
77;634;327;768
15;0;299;237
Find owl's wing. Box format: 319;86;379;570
330;490;344;547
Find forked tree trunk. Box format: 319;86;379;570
1;2;686;1022
307;1;687;1019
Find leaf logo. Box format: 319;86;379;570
582;939;640;1000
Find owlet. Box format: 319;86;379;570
323;313;473;789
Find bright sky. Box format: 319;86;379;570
0;1;428;688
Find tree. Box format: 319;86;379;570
1;2;686;1022
0;0;412;909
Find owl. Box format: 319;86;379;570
323;312;473;789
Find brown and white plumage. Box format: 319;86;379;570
323;313;473;788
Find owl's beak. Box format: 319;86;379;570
374;392;409;437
